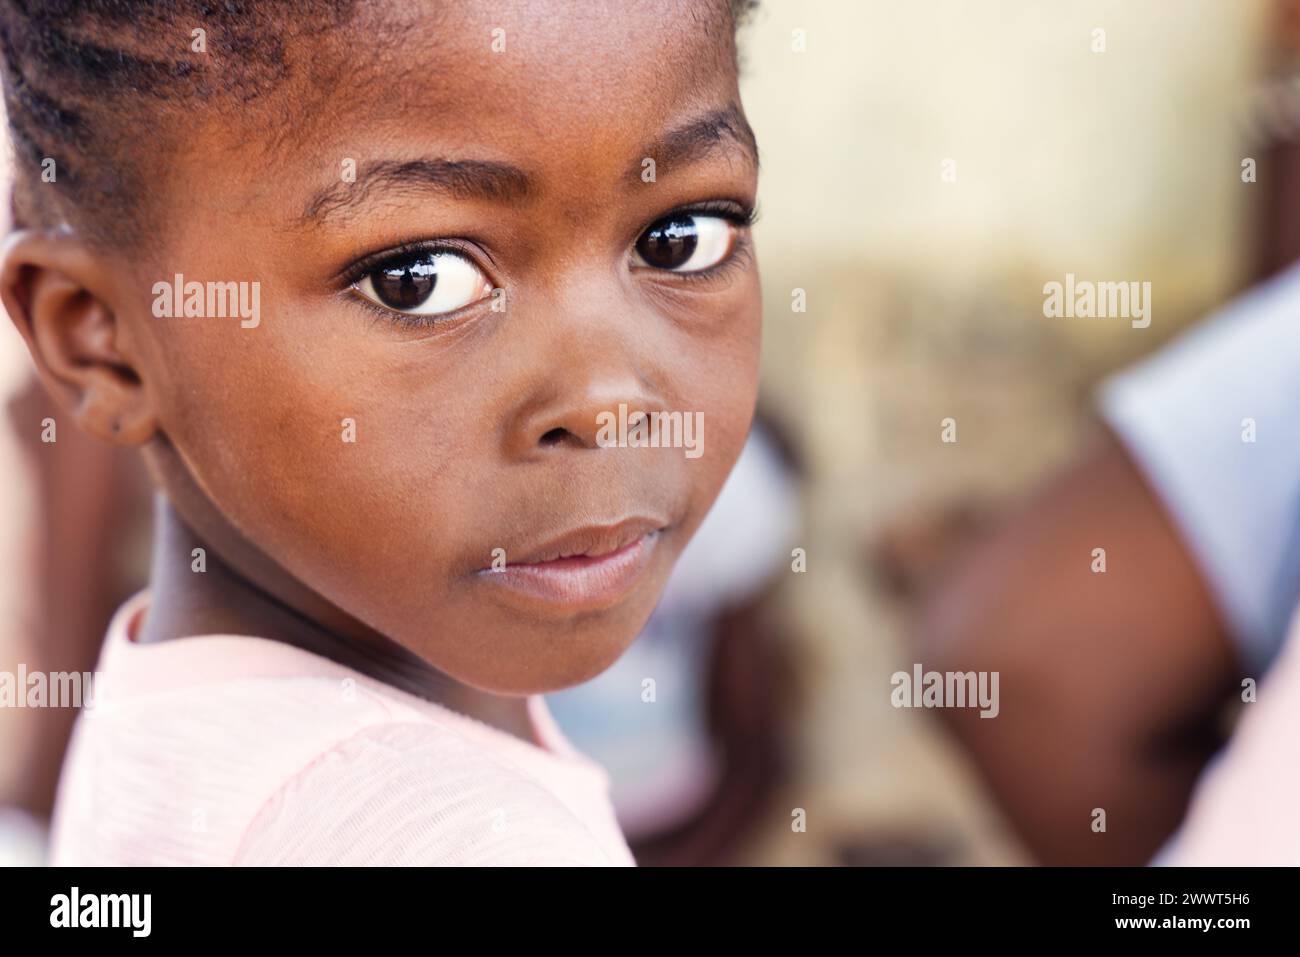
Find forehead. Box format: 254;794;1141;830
179;1;743;218
340;0;741;111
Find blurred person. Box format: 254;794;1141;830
2;377;147;805
903;0;1300;864
0;171;146;863
1155;598;1300;865
0;318;40;866
911;256;1300;865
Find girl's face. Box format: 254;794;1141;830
119;2;760;692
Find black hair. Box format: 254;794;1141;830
0;0;360;247
0;0;758;249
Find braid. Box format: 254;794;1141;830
0;0;356;246
0;0;757;248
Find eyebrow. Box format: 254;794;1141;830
300;159;532;226
632;104;759;182
297;105;759;227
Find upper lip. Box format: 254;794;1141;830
488;517;666;567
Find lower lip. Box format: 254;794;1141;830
476;531;660;613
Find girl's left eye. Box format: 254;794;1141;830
632;214;738;273
353;250;493;316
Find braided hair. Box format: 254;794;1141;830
0;0;758;248
0;1;360;246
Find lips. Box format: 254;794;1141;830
475;517;666;613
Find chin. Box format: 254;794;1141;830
443;594;662;696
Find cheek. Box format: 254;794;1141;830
155;322;479;611
693;279;762;411
670;286;762;511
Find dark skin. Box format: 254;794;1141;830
912;428;1241;865
1;2;761;743
902;0;1300;866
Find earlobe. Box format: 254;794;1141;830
0;229;157;446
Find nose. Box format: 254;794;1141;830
508;375;667;456
501;312;670;459
499;264;672;459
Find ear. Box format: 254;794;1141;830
0;229;157;446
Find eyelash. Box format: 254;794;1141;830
673;199;758;229
338;238;483;291
339;200;759;324
634;200;758;284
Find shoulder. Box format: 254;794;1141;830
1094;268;1300;668
51;675;399;863
233;721;628;866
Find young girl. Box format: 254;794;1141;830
0;0;762;865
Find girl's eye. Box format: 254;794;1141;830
633;214;738;273
354;250;492;316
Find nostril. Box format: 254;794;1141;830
539;427;570;447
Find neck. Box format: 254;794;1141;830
136;494;537;744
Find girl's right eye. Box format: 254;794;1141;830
354;250;493;317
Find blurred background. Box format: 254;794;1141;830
2;0;1296;865
730;0;1276;865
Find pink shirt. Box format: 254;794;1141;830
1160;603;1300;865
49;591;636;866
